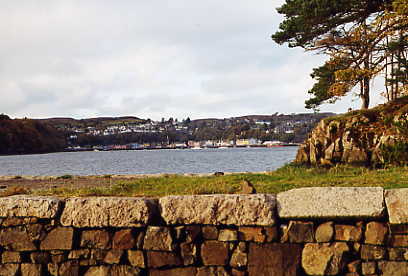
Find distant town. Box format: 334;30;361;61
40;112;336;152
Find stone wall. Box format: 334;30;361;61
0;188;407;276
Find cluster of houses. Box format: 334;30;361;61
64;113;334;151
66;139;294;152
69;121;189;136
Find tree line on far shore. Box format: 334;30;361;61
0;114;66;155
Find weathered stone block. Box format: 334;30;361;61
30;252;50;264
301;242;349;275
21;263;42;276
0;264;19;275
143;226;174;251
201;240;229;266
230;247;248;267
68;249;90;260
365;222;388;245
390;224;408;234
391;234;408;247
127;250;145;268
264;226;278;242
378;261;408;276
84;266;110;276
80;230;110;249
184;226;201;243
2;218;25;227
90;249;108;261
361;261;376;275
277;187;384;219
315;222;334;243
197;266;229;276
218;229;238;241
60;197;157;227
1;252;21;263
238;227;265;242
58;261;79;276
110;265;141;276
361;245;386;260
85;265;141;276
150;267;197;276
47;263;58;276
146;251;182;268
347;260;361;273
180;242;196;265
0;227;36;251
282;221;314;243
388;248;408;261
385;189;408;224
113;229;135;249
248;243;302;276
231;269;246;276
0;196;61;218
202;226;218;240
335;224;362;242
159;194;276;226
40;227;73;250
104;249;123;264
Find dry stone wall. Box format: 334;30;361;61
0;188;407;276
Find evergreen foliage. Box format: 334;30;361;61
273;0;408;110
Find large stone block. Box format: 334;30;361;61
143;227;174;251
40;227;74;250
0;227;36;251
146;251;182;268
248;243;302;276
0;196;62;218
302;242;349;275
80;230;110;249
0;264;19;276
21;263;42;276
277;188;384;219
159;194;276;226
378;261;408;276
112;229;135;249
365;222;388;245
201;241;229;266
60;197;158;227
150;267;197;276
385;189;408;224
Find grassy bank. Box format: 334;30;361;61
21;164;408;198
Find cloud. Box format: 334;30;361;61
0;0;386;120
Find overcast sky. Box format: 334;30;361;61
0;0;386;120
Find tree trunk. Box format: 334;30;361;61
361;76;370;109
360;59;370;109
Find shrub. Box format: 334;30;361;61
57;174;73;180
380;142;408;165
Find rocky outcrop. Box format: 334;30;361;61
295;97;408;166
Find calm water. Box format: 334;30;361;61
0;147;298;176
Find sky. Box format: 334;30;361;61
0;0;386;121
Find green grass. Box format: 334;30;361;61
33;164;408;198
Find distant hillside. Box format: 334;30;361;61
39;116;146;130
0;115;66;155
0;112;336;154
